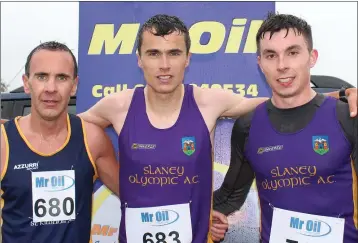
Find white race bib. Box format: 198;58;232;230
125;203;192;243
270;207;345;243
31;170;76;222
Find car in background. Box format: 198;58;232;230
1;87;76;120
0;75;355;120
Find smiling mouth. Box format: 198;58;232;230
43;100;58;103
277;77;295;87
277;77;294;83
157;75;172;80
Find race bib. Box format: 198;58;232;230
31;170;76;222
125;203;192;243
270;207;345;243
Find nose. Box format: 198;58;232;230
277;56;288;72
159;55;170;71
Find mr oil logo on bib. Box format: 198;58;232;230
270;208;344;243
141;208;180;226
289;216;332;237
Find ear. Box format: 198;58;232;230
70;76;79;96
257;55;263;73
22;74;31;94
309;49;318;68
185;52;191;68
137;52;143;69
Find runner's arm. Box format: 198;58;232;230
326;87;357;117
1;124;8;182
213;113;255;215
213;88;268;118
77;93;119;129
211;88;357;119
336;101;358;174
84;121;119;197
354;117;357;174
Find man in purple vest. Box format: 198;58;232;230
78;14;357;242
214;13;357;243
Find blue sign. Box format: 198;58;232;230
78;2;274;242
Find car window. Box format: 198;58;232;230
1;100;14;119
68;105;76;114
23;106;31;116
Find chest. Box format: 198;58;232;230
21;132;69;155
246;126;352;183
121;122;209;166
3;147;94;198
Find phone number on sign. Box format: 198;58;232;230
91;83;259;98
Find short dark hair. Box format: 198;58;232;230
256;12;313;54
25;41;78;78
136;14;191;55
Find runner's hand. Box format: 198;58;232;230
211;210;228;242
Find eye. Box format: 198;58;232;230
289;51;299;56
170;51;181;56
37;75;47;81
57;76;68;81
266;54;276;59
148;52;159;56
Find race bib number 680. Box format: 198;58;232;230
31;170;76;222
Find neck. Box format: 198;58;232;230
271;86;316;109
29;112;68;138
145;84;184;116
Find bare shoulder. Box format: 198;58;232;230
81;119;107;142
80;119;112;158
1;124;9;179
192;86;238;132
193;85;242;106
108;88;136;132
1;124;7;152
193;85;244;112
79;88;137;130
101;88;136;113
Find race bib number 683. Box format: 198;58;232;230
126;203;192;243
31;170;76;222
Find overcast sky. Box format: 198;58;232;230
1;2;79;91
1;2;357;92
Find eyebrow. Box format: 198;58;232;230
168;49;183;53
286;45;302;51
145;49;159;54
34;72;49;76
262;45;302;55
33;72;71;78
262;49;276;55
145;48;183;54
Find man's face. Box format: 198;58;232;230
258;28;318;98
137;29;191;94
23;50;78;121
